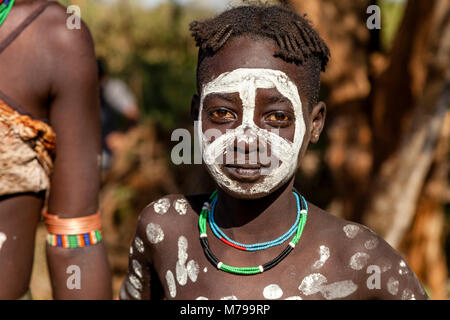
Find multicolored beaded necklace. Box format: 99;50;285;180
208;190;305;251
0;0;15;27
198;190;308;275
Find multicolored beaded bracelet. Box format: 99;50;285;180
199;190;308;275
47;230;102;248
43;210;103;248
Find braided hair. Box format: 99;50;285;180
189;3;330;107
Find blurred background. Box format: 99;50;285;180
29;0;449;299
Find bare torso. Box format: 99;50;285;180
123;193;427;300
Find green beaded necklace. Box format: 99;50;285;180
198;190;308;275
0;0;15;27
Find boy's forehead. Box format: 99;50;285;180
199;36;303;90
201;68;302;112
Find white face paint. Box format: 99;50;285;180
198;68;306;197
263;284;284;300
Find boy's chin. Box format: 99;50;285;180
215;177;287;200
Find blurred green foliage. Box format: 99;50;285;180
60;0;213;131
378;0;406;51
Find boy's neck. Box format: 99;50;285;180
213;179;299;243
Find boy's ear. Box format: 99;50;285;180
309;101;326;144
190;94;200;122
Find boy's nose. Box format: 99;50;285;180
234;127;259;154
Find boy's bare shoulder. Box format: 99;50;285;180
306;204;428;299
136;193;208;240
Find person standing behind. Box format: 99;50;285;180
0;0;111;299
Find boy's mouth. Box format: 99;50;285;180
223;164;263;182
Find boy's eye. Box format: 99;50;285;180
265;111;290;122
210;109;235;119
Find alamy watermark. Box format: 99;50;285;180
366;5;381;30
66;264;81;290
171;122;282;174
66;5;81;30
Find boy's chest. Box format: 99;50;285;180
154;235;361;300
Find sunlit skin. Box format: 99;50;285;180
121;35;427;300
0;0;111;299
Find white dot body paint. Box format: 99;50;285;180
176;236;200;285
153;198;171;215
134;236;144;253
196;296;208;300
197;68;306;197
129;274;142;291
343;224;360;239
125;281;141;300
364;236;379;250
0;232;6;250
387;277;399;296
299;273;358;299
129;246;134;256
298;273;328;296
312;245;330;269
176;236;189;285
132;259;143;278
220;296;238;300
401;288;416;300
349;252;370;270
320;280;358;300
203;267;208;273
186;260;200;282
285;296;303;300
263;284;283;300
165;270;176;298
119;285;128;300
146;223;164;244
174;198;188;215
398;260;409;275
380;259;392;273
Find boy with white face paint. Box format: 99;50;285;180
121;4;427;300
199;68;305;197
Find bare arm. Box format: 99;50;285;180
120;202;166;300
42;3;111;299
